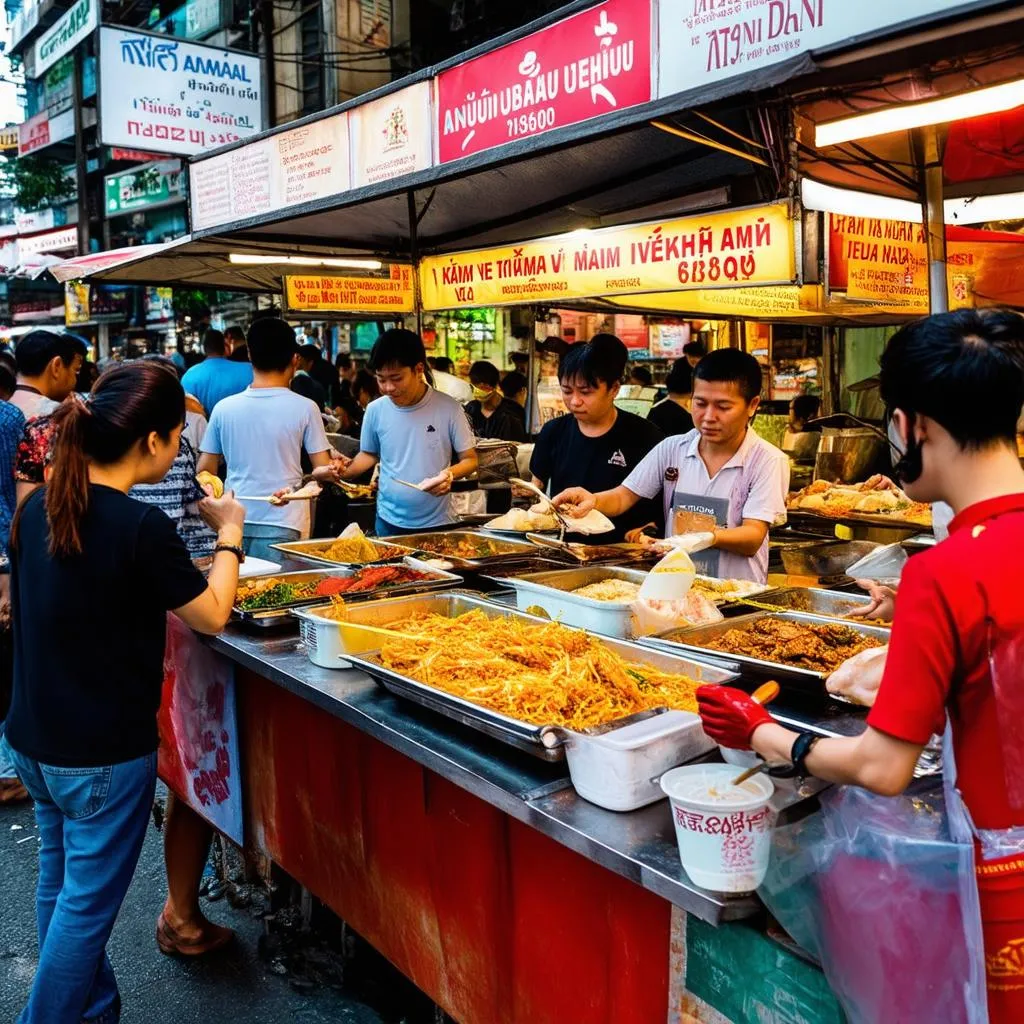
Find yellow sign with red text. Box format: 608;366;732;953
419;203;796;310
283;266;415;314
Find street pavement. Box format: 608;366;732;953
0;789;433;1023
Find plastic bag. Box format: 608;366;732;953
631;590;723;637
845;541;908;583
825;645;889;707
759;781;987;1024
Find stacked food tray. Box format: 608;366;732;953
271;537;412;570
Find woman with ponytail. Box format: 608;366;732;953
4;361;245;1024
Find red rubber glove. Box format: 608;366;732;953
696;684;774;750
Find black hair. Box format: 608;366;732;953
557;334;627;388
791;394;821;424
335;352;352;370
224;325;246;344
0;349;16;377
202;328;226;357
16;330;87;377
430;355;454;373
630;366;653;387
369;329;428;374
880;309;1024;449
693;349;762;402
510;351;529;366
298;343;322;364
500;371;528;397
469;360;500;388
0;364;15;398
353;369;379;402
140;352;182;381
37;362;184;557
683;340;707;359
248;317;299;372
664;358;692;395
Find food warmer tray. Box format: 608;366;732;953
329;591;740;761
786;508;931;535
638;610;891;696
233;559;462;629
376;530;541;569
741;587;886;623
270;537;411;570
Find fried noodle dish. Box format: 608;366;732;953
702;617;884;674
368;609;703;729
303;536;408;564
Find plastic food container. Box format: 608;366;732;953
660;763;775;893
560;710;715;812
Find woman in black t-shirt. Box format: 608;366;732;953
4;362;245;1024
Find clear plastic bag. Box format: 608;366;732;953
759;781;987;1024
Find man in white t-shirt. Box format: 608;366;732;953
199;318;343;539
552;350;789;582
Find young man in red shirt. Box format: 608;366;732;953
698;308;1024;1021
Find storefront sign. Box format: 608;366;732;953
65;281;90;325
34;0;98;78
350;81;433;188
19;226;79;256
12;297;66;324
190;112;348;230
435;0;652;164
155;0;223;40
283;267;415;313
98;27;263;156
0;127;18;153
420;202;795;309
10;0;40;50
109;146;164;161
658;0;975;101
146;286;174;321
18;111;50;156
16;208;55;234
42;55;75;118
105;159;186;214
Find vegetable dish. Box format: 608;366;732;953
236;575;341;611
299;536;408;564
700;617;884;674
364;609;704;729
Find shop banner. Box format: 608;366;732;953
435;0;652;164
42;55;74;119
419;202;795;310
109;146;164;161
658;0;978;101
105;159;186;215
190;112;348;231
16;208;55;234
0;127;18;153
158;616;243;846
98;27;263;156
350;81;433;188
65;281;90;325
18;111;50;156
827;214;1024;312
18;225;79;256
33;0;97;79
283;267;415;314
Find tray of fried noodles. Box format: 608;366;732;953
327;592;738;760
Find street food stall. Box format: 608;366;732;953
50;0;1024;1019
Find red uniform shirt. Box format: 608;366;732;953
868;493;1024;831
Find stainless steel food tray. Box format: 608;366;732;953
271;537;411;569
376;529;540;568
328;591;739;760
638;610;891;695
744;588;888;624
233;559;461;628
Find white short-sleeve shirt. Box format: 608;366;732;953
623;428;790;582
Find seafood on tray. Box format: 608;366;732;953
787;477;931;525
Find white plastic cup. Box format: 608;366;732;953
660;763;775;893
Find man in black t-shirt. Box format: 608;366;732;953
530;334;662;543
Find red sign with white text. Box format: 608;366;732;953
435;0;652;164
18;112;50;157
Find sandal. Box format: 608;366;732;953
156;911;234;957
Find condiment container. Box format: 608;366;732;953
660;763;775;893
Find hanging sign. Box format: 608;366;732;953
65;281;90;325
33;0;97;78
435;0;653;164
350;81;433;188
283;267;415;314
98;27;263;156
104;159;186;214
419;203;795;310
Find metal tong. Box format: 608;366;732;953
509;477;570;542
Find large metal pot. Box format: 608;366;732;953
814;427;885;484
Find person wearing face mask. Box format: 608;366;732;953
697;309;1024;1024
464;360;528;442
551;349;789;582
529;335;663;544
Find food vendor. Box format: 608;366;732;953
338;329;478;536
552;349;789;582
697;309;1024;1023
529;334;663;544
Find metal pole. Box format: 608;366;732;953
73;47;89;255
919;125;948;314
261;0;278;127
406;190;422;337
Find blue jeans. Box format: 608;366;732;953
9;749;158;1024
0;721;17;779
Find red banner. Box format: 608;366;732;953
436;0;652;164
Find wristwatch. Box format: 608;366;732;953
214;543;245;564
768;731;821;780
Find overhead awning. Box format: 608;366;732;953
48;235;391;291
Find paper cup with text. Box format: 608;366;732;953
660;764;775;894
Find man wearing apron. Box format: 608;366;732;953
551;349;789;583
697;309;1024;1022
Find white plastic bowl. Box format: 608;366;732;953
660;763;775;893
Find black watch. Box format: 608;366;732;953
767;731;820;779
214;543;245;564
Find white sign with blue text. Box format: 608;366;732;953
98;26;263;156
